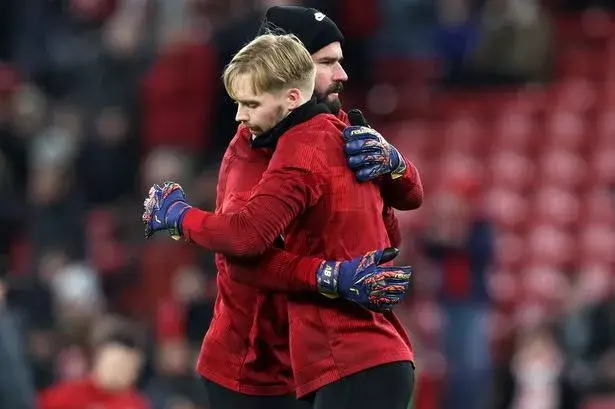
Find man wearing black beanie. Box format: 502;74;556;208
257;6;347;115
197;6;423;409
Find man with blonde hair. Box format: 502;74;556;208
144;33;415;409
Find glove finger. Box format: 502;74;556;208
342;127;381;143
363;270;411;287
378;247;399;264
367;304;394;313
379;283;409;295
348;109;369;127
380;281;411;292
355;165;385;182
347;154;385;169
376;266;412;276
370;293;405;307
166;182;182;193
366;276;411;290
344;134;382;154
144;223;153;239
368;283;408;298
366;297;400;313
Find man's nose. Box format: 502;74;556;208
333;62;348;82
235;105;248;122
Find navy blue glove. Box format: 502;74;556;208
142;182;192;240
343;109;406;182
316;248;412;312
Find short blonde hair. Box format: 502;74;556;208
223;34;316;100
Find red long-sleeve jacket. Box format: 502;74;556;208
185;108;414;397
223;110;423;291
196;125;322;395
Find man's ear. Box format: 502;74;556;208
286;88;303;110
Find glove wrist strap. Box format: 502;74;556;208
316;261;340;299
390;151;407;180
168;203;191;241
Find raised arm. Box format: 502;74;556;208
142;140;328;257
342;110;423;211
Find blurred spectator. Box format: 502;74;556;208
439;0;554;86
509;325;566;409
421;183;495;409
560;0;615;11
584;289;615;396
5;250;58;389
0;277;36;409
470;0;554;84
39;331;149;409
77;105;139;206
27;163;86;267
0;75;27;272
375;0;437;58
144;338;208;409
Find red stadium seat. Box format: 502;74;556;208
488;268;520;305
545;111;586;152
572;264;614;306
483;187;528;230
520;264;569;304
549;78;596;113
442;116;484;156
493;111;535;153
525;225;576;267
489;151;535;191
539;149;587;190
531;187;581;229
579;189;615;226
588;148;615;185
494;232;525;270
382;121;433;160
596;109;615;148
579;224;615;265
437;153;484;193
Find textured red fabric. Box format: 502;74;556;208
196;126;323;396
185;113;414;397
338;108;424;244
380;153;424;211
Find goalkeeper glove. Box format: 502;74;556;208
317;247;412;313
343;109;407;181
142;181;192;240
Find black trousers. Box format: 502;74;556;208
311;361;415;409
202;361;414;409
201;378;312;409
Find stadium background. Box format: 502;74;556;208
0;0;613;408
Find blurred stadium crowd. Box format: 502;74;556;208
0;0;614;408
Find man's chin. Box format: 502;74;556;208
324;96;342;114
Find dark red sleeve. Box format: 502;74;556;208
382;206;402;248
182;141;328;257
226;248;321;291
380;153;424;211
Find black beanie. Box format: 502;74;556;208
257;6;344;55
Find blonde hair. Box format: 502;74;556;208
223;34;316;100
